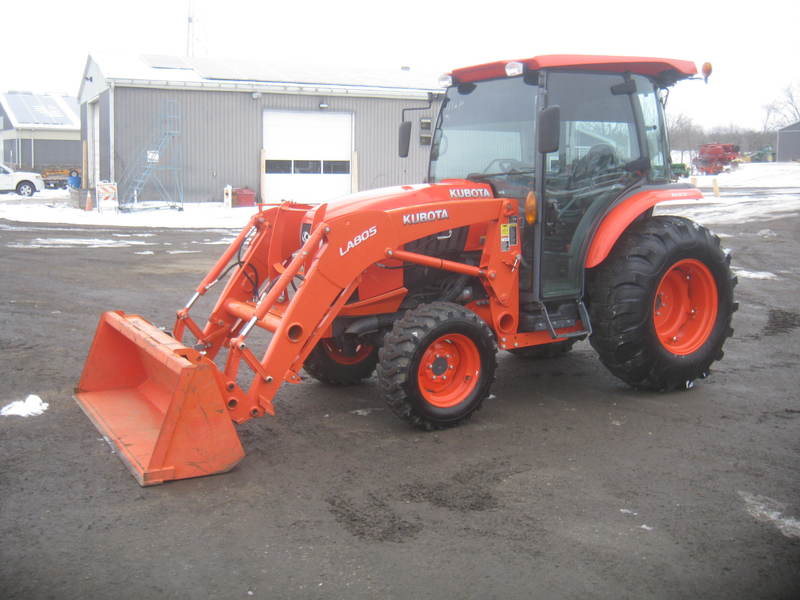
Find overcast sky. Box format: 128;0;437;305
3;0;798;131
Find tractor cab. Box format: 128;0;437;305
428;57;685;304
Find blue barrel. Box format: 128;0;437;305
67;175;81;189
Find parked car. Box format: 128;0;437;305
0;163;45;196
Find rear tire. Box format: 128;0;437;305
303;338;378;385
377;302;497;430
587;215;737;391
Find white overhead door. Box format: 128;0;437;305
261;110;353;203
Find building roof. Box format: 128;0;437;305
778;121;800;133
80;53;442;101
0;92;80;130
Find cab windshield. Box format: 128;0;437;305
428;77;538;195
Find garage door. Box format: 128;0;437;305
261;110;353;203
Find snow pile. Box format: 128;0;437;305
656;163;800;226
0;162;798;229
687;162;800;189
1;395;49;417
0;190;257;229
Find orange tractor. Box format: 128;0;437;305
75;55;736;485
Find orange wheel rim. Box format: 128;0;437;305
417;334;481;408
653;258;718;355
321;340;373;365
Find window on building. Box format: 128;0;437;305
265;159;350;175
265;160;292;174
322;160;350;174
293;160;322;174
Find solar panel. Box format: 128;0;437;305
4;93;72;126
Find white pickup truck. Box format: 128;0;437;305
0;163;45;196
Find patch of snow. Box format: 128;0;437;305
656;192;800;226
6;237;158;249
0;196;259;229
732;268;778;280
1;394;49;417
0;164;795;235
640;524;654;531
739;491;800;539
620;508;638;516
687;162;800;189
350;408;381;416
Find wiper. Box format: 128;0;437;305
467;168;536;180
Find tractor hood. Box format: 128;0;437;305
304;180;495;225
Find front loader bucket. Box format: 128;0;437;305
75;311;245;486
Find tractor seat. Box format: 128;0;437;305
571;144;619;182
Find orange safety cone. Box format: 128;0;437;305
84;190;94;211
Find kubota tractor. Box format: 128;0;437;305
75;55;737;485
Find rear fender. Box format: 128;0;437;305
585;187;703;268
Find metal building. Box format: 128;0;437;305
777;121;800;162
0;91;81;171
78;54;443;204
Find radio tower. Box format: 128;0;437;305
186;1;195;57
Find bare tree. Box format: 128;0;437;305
762;100;783;132
781;82;800;125
667;113;704;161
768;81;800;128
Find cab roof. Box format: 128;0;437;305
451;54;697;86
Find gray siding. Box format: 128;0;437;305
0;105;10;131
3;139;20;165
777;122;800;162
32;139;81;168
111;87;439;203
98;90;111;181
80;103;87;140
18;138;32;168
2;138;79;170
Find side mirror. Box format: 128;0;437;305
398;121;412;158
538;105;560;154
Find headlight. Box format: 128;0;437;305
505;61;524;77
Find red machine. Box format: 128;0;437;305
75;55;736;485
693;143;740;175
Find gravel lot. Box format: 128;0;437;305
1;191;799;599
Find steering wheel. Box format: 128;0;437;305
482;158;528;174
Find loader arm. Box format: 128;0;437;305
76;185;518;485
178;193;517;424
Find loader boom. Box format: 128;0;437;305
76;183;536;484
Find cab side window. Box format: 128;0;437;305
633;74;671;182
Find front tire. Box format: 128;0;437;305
587;215;737;391
16;181;35;197
303;338;378;385
377;302;497;430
